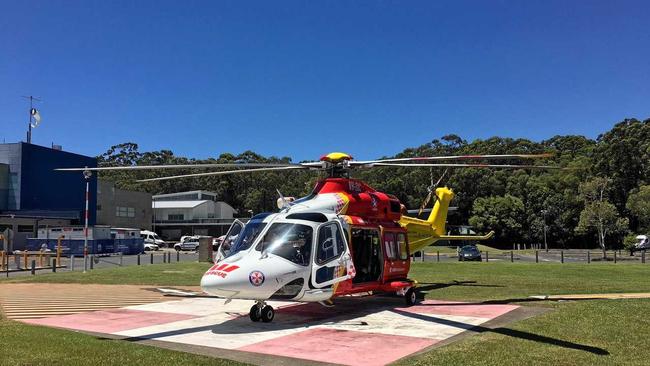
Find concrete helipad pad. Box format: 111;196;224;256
22;295;521;366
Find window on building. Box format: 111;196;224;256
97;204;102;211
168;214;184;220
116;206;136;218
18;225;34;233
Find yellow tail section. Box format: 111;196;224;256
399;187;494;253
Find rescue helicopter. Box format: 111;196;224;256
58;152;558;323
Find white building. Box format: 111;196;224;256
152;191;238;240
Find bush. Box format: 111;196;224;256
623;234;639;251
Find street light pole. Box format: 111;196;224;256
541;209;548;252
83;168;92;272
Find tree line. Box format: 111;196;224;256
98;118;649;252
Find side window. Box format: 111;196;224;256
397;233;408;260
317;223;345;264
384;232;397;260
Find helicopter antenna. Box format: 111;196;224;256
276;189;289;209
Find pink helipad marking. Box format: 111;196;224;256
239;328;437;366
22;309;198;333
397;300;518;319
275;302;342;320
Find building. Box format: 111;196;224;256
0;142;97;250
96;180;152;230
152;190;238;240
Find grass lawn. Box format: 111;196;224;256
2;261;650;365
1;261;212;286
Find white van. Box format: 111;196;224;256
140;230;165;251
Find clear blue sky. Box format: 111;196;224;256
1;1;648;161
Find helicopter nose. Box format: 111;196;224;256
200;263;246;297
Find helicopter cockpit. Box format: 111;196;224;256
202;211;353;304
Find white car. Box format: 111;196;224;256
174;236;202;252
140;230;165;247
143;242;160;252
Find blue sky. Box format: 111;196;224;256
1;1;649;161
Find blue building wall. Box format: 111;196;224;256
18;143;97;224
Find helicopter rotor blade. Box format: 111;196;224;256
55;162;301;172
137;166;308;182
371;162;564;169
352;153;553;165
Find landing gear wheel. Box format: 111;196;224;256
405;288;417;306
249;305;261;322
261;305;274;323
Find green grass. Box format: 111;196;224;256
0;318;246;366
1;261;212;286
409;262;650;301
3;261;650;365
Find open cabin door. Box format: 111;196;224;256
214;219;244;262
310;221;353;288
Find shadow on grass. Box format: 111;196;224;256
391;308;609;355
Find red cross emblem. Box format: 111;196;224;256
249;271;265;286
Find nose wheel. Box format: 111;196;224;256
249;301;274;323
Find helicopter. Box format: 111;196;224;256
58;151;558;323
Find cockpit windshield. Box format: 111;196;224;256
225;222;267;258
256;223;313;266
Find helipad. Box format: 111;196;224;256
20;293;523;366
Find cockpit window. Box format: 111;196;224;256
225;222;266;258
256;223;313;266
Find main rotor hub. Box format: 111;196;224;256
320;152;353;178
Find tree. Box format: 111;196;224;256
469;195;526;245
575;177;629;257
627;185;650;232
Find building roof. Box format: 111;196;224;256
153;190;217;199
152;200;208;209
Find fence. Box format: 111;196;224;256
420;249;647;264
2;250;192;277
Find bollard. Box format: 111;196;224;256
137;254;141;265
150;253;154;264
71;255;75;271
90;256;94;270
614;251;617;264
561;250;564;264
176;251;180;262
535;250;539;263
643;250;646;264
485;251;489;262
510;251;514;262
163;252;166;263
120;252;123;266
421;251;424;262
587;251;590;264
31;260;36;275
23;252;28;269
436;251;440;262
52;258;57;273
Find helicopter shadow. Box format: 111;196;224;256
390;308;609;355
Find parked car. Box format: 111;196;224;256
630;235;650;255
458;245;482;261
140;230;165;247
143;242;160;252
174;236;207;252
